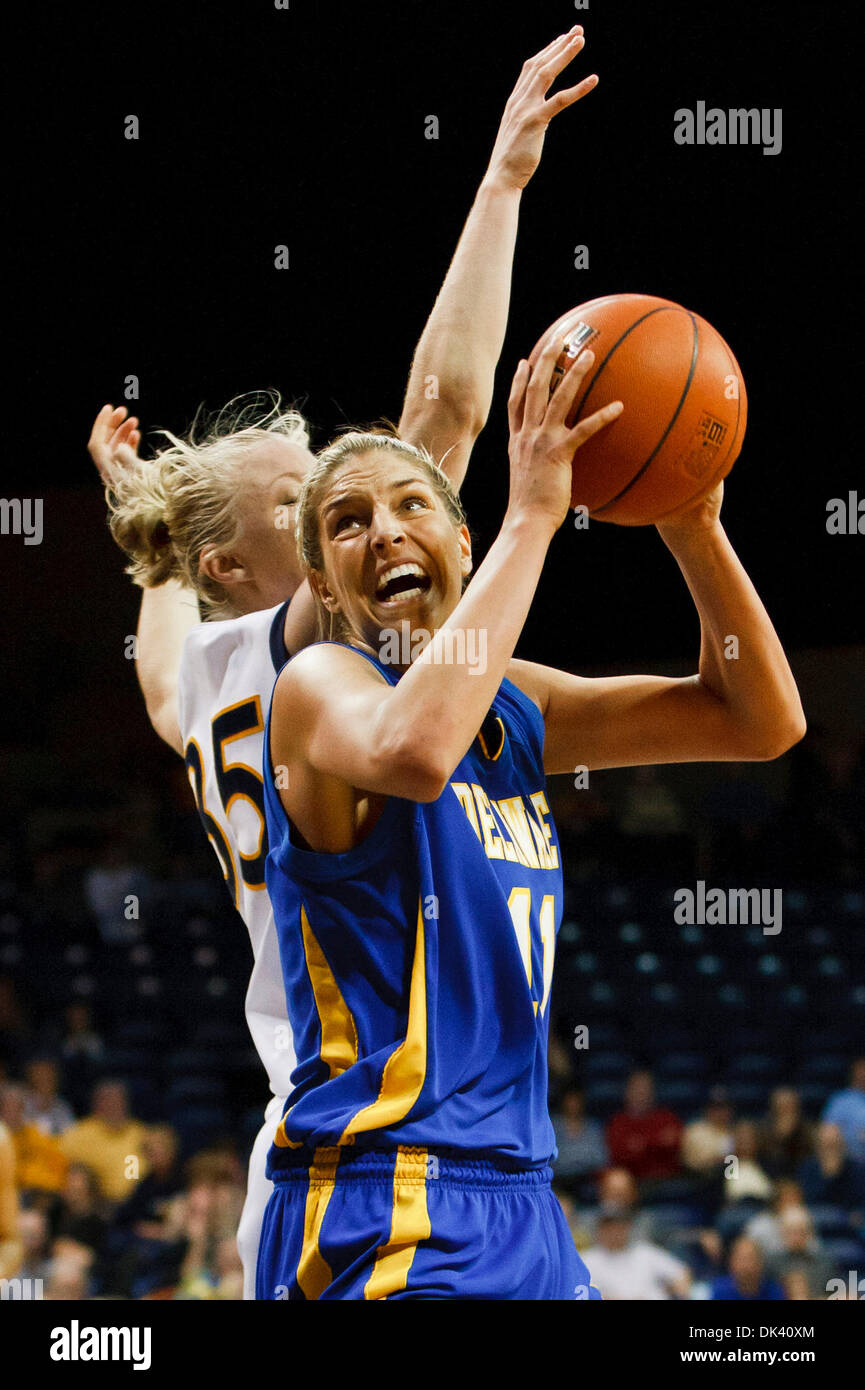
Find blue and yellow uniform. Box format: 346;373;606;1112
256;645;600;1300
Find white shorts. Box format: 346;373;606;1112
237;1094;286;1300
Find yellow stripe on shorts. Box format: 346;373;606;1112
295;1146;341;1300
364;1145;432;1300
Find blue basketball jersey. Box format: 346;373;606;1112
262;644;563;1171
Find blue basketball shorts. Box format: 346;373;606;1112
255;1144;601;1301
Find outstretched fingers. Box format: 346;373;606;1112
507;359;530;436
546;72;599;118
569;396;624;448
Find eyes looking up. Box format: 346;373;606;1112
330;493;432;538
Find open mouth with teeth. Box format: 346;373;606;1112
375;563;432;604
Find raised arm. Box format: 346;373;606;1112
510;486;806;773
89;404;199;755
273;342;622;805
398;26;598;487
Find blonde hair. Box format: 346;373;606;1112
296;427;466;642
106;391;310;619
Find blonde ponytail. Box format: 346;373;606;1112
106;391;310;619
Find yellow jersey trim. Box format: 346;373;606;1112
295;1146;341;1300
364;1145;431;1299
339;900;428;1143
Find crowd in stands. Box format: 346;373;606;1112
548;1065;865;1300
0;722;862;1299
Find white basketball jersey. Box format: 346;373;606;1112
176;600;296;1099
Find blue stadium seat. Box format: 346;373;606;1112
583;1079;624;1119
188;1020;250;1050
583;1050;634;1079
643;1201;707;1233
724;1054;784;1083
165;1075;226;1106
792;1083;832;1116
655;1052;710;1080
723;1081;771;1114
114;1020;169;1049
794;1054;851;1086
98;1047;154;1077
821;1238;865;1274
164;1048;225;1077
168;1104;231;1154
655;1080;704;1116
808;1204;858;1240
716;1204;763;1242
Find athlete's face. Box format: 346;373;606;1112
312;450;472;659
236;438;315;603
203;438;314;610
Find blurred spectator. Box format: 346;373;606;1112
767;1206;835;1296
606;1070;683;1184
0;1083;67;1196
798;1122;865;1214
84;839;151;944
682;1087;734;1175
553;1184;594;1250
104;1127;186;1298
710;1235;785;1301
552;1086;608;1194
23;1057;75;1137
723;1121;773;1204
44;1244;92;1300
171;1162;246;1300
113;1126;183;1236
583;1205;691;1300
581;1168;657;1245
0;1116;23;1278
746;1179;809;1256
54;1162;108;1255
17;1207;51;1285
782;1268;820;1301
210;1237;244;1300
60;1080;148;1203
821;1058;865;1164
53;1002;105;1113
759;1087;814;1179
58;1002;104;1067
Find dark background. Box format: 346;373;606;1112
5;1;862;731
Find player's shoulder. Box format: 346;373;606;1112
504;659;548;716
181;603;284;663
275;641;389;704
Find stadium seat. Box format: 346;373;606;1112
655;1079;704;1116
655;1052;710;1080
168;1104;231;1155
583;1079;624;1119
724;1054;784;1083
794;1054;851;1086
165;1075;226;1106
583;1050;634;1079
723;1081;772;1114
808;1204;858;1240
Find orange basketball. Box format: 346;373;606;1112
528;293;747;525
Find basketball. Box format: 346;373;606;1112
529;293;748;525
